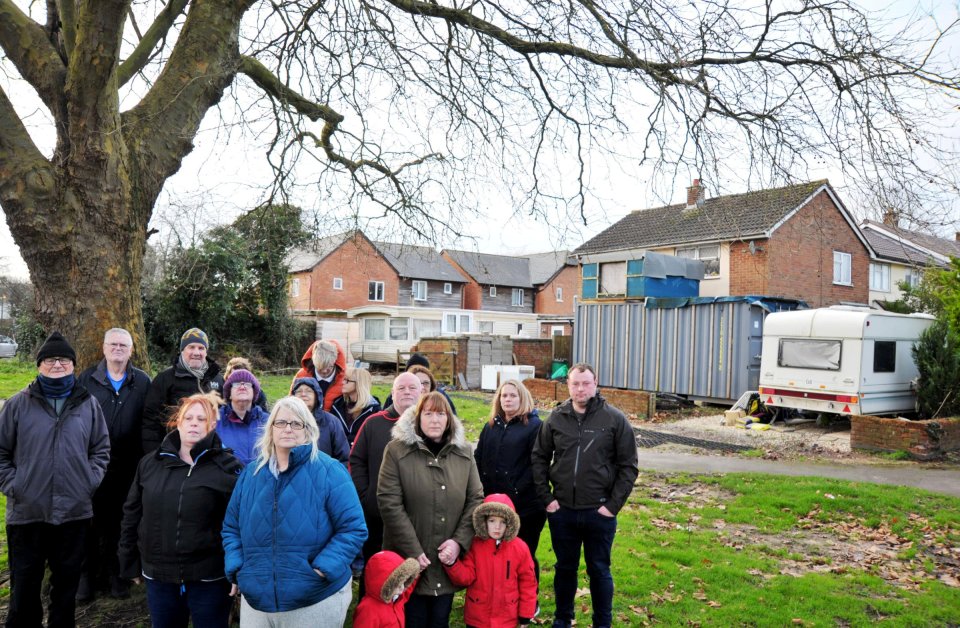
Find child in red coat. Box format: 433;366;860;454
353;551;420;627
443;493;537;628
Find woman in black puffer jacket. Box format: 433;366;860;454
474;379;546;584
118;393;242;628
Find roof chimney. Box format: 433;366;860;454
882;209;898;227
686;179;704;209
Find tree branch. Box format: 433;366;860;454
56;0;77;59
0;84;56;234
237;55;344;124
118;0;190;87
0;0;67;113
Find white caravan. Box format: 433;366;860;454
758;306;934;416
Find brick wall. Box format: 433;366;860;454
539;322;573;338
851;415;960;460
512;339;552;377
442;253;482;309
288;271;312;310
728;240;770;296
523;378;655;418
535;265;580;315
765;190;869;307
303;234;400;310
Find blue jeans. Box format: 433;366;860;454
548;506;617;628
145;579;232;628
405;592;454;628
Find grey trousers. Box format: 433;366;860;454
239;579;352;628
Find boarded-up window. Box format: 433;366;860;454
599;262;627;295
778;339;841;370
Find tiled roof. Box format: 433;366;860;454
371;241;465;283
527;251;575;285
444;250;534;288
860;225;943;266
861;220;960;262
286;232;351;272
575;180;830;255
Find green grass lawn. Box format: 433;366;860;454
3;367;960;625
0;358;35;399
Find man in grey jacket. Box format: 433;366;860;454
532;362;639;628
0;332;110;627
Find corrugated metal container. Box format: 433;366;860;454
573;296;806;403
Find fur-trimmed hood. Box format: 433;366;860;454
472;493;520;542
364;551;420;603
390;405;468;450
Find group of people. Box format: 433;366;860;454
0;327;639;628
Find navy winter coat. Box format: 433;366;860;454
474;410;544;517
222;444;367;612
291;377;350;464
330;394;381;446
142;356;224;454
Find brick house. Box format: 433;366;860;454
286;230;466;313
575;180;873;307
860;215;960;306
443;249;580;337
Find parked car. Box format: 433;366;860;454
0;335;18;358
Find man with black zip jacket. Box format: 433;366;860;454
531;362;639;628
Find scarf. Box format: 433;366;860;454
37;374;75;399
179;355;209;380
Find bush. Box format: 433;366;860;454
912;319;960;418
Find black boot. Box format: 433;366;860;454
109;576;131;599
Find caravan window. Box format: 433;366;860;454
873;341;896;373
778;339;841;370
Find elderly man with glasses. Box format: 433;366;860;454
0;331;110;627
76;328;152;602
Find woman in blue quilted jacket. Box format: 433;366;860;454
221;396;367;627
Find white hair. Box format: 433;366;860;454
103;328;133;344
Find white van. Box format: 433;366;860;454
758;306;934;416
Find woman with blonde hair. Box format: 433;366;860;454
474;379;546;584
119;393;242;628
222;397;366;627
331;367;381;445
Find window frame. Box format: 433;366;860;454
290;278;300;297
869;262;890;292
489;286;497;297
333;277;343;290
512;288;525;307
833;251;852;286
443;282;452;294
368;280;385;302
412;280;428;301
676;244;721;278
555;286;563;302
363;318;386;340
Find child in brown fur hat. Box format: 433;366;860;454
443;493;537;628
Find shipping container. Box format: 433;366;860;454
573;296;806;403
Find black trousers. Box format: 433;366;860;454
82;470;133;587
5;519;88;628
357;512;384;599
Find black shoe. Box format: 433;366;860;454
76;574;94;603
109;576;131;599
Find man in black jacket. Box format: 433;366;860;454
142;328;223;453
531;363;639;628
76;327;151;602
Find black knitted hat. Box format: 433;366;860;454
36;331;77;366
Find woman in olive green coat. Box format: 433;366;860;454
377;391;483;628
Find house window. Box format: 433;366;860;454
333;277;343;290
869;263;890;292
904;267;922;288
412;280;427;301
368;280;385;301
443;282;452;294
582;263;598;299
676;244;720;277
551;325;565;336
363;318;386;340
412;318;442;338
873;341;896;373
442;312;472;334
555;287;563;302
290;278;300;297
833;251;852;285
512;288;525;307
389;317;409;341
599;262;627;295
489;286;497;297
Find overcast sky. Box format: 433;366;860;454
2;0;959;281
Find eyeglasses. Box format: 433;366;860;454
273;420;305;431
232;382;253;389
342;379;355;384
106;343;130;349
42;357;72;366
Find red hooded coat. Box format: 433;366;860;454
292;339;346;411
353;551;419;627
445;494;537;628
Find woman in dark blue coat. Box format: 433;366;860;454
291;377;350;464
474;379;545;583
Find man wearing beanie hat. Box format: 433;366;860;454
142;327;224;453
216;369;269;466
0;331;110;626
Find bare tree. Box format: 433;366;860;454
1;0;958;364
